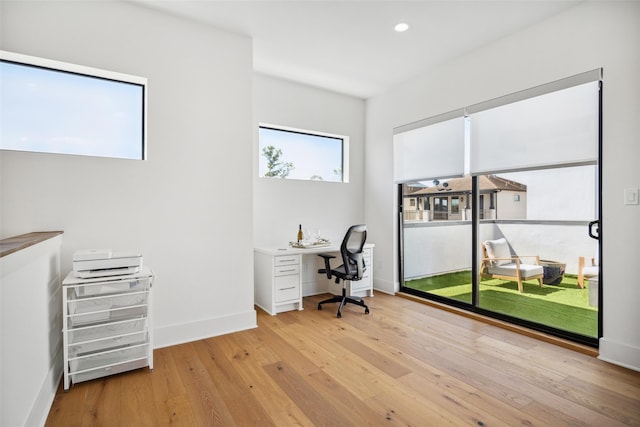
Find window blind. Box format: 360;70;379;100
393;109;465;183
468;70;601;175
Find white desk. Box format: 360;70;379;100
254;243;374;315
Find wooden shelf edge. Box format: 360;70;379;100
0;231;64;258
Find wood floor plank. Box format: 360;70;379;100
45;382;87;427
433;344;630;426
147;346;199;426
398;371;529;427
170;341;237;426
276;322;390;400
80;375;122;426
264;361;358;427
335;336;412;379
349;321;551;426
119;368;159;426
196;336;278;426
520;400;614;427
224;331;317;427
365;389;464;426
559;375;640;425
44;292;640;427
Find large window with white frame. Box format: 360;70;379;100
258;124;348;182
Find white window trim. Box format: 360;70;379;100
258;123;349;183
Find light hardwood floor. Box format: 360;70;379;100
46;293;640;426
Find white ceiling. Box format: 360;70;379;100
135;1;581;99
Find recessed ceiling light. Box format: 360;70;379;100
394;22;409;33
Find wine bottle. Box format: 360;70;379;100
297;224;303;242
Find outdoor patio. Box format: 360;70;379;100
405;271;598;337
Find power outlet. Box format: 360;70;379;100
624;188;639;205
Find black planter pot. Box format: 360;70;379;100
539;260;566;285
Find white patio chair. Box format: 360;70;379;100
480;238;544;293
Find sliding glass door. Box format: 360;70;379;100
401;181;472;305
396;70;601;346
476;167;599;338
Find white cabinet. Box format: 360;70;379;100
254;244;374;315
1;231;63;427
254;253;303;315
62;267;154;390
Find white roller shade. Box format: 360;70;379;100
393;110;465;183
469;74;600;175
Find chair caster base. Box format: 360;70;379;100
317;294;369;318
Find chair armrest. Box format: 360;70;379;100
489;255;540;265
516;255;541;264
317;253;336;279
483;256;518;266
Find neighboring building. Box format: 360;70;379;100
403;175;527;221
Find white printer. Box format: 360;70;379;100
73;249;143;278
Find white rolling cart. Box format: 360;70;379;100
62;266;154;391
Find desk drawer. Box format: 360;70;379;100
275;275;299;302
274;255;299;267
275;264;300;276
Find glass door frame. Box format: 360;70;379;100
397;79;603;348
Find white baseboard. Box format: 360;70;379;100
598;337;640;372
373;277;397;295
27;348;63;427
154;309;257;349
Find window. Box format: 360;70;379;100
1;50;147;160
258;124;348;182
433;197;448;220
451;197;460;214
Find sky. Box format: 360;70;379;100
1;60;144;159
258;126;343;182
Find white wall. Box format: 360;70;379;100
0;1;256;348
253;74;366;248
366;1;640;370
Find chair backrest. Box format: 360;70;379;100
483;238;512;266
340;224;367;279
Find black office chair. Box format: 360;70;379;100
317;224;370;318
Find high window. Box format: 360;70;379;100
258;124;348;182
1;50;147;160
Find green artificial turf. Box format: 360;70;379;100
405;271;597;337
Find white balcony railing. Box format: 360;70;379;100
402;221;598;281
